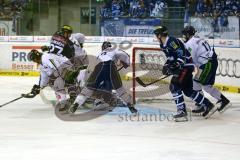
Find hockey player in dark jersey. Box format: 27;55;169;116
48;25;75;59
153;26;217;122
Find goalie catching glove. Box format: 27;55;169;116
162;62;182;76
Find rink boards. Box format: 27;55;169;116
0;36;239;95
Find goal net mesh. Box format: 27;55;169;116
130;47;173;104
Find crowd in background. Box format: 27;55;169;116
0;0;27;19
100;0;168;19
193;0;240;17
100;0;240;19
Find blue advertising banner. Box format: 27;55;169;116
101;18;161;37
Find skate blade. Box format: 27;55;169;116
191;112;203;116
204;107;218;119
218;103;232;113
174;116;188;122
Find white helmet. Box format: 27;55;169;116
73;33;85;44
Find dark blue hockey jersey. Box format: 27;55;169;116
160;36;194;69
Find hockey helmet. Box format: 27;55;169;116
74;33;85;44
182;26;196;42
153;26;168;37
27;49;42;63
102;41;112;51
61;25;73;34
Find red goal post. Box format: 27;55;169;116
131;47;171;104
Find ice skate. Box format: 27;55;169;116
173;109;188;122
217;94;231;113
202;102;218;119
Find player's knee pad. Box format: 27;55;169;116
182;88;193;97
53;77;65;93
116;87;132;104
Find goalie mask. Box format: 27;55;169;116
102;41;112;51
182;26;196;42
27;49;42;63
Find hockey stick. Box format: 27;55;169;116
117;66;124;71
135;75;170;87
0;92;34;108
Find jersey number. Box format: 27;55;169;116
49;44;63;55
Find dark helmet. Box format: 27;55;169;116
182;26;196;36
153;26;168;37
61;25;73;34
182;26;196;42
27;49;42;62
102;41;112;51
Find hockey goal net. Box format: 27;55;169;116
131;47;172;104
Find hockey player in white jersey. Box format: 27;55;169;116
26;49;88;111
68;41;138;114
182;26;230;114
69;33;89;86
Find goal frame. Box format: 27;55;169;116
132;47;162;104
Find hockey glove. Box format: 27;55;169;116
120;60;129;68
162;62;182;76
162;64;173;76
31;84;40;96
41;45;50;52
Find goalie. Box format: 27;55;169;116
153;26;216;122
68;41;138;114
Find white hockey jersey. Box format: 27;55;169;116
97;48;130;66
39;53;68;88
70;33;87;57
184;36;214;67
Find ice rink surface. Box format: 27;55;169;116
0;76;240;160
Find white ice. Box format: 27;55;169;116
0;76;240;160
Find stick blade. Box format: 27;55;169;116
135;77;147;87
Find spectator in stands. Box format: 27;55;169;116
129;0;139;17
137;0;147;17
232;0;240;16
112;0;122;19
150;0;167;18
100;2;112;19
